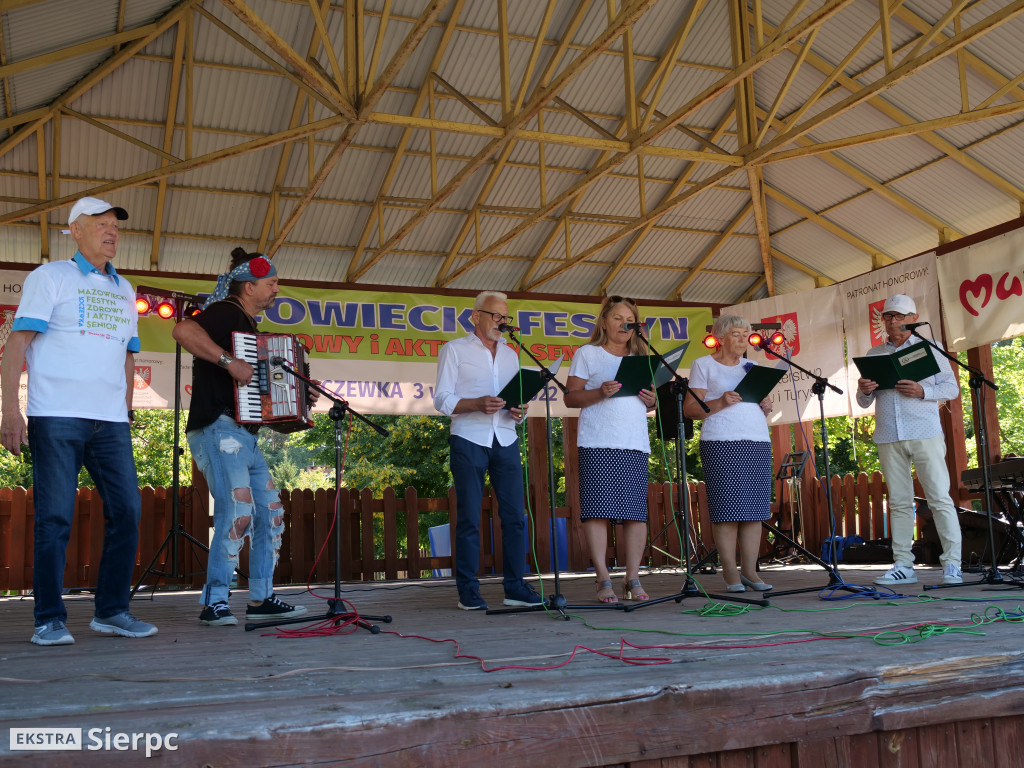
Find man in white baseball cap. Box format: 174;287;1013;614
68;196;128;225
855;293;964;587
0;196;157;645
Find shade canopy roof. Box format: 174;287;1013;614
2;0;1023;304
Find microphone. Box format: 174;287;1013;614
270;356;285;365
622;322;645;331
498;323;520;333
901;321;929;331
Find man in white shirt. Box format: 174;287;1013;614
1;197;158;645
856;293;963;586
433;291;542;610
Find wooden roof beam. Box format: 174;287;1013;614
752;2;1024;166
494;1;853;292
347;0;467;279
150;18;188;269
0;0;203;161
670;201;752;299
256;0;355;253
429;0;560;287
351;0;660;282
0;115;348;226
219;0;357;119
266;0;452;257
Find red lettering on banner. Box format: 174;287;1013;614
959;271;1024;317
996;272;1023;300
959;274;992;317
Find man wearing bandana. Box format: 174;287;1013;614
173;247;308;626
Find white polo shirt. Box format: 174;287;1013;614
13;252;140;422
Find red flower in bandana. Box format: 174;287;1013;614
249;257;271;277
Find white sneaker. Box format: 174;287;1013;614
942;563;963;584
875;563;917;585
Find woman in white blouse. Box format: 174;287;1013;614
565;297;657;603
684;314;774;593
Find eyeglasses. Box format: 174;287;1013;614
479;310;514;324
607;295;637;305
881;312;906;321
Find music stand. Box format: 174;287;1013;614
132;288;218;598
645;383;714;570
759;451;809;566
244;358;394;632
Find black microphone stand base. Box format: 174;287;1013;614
923;566;1024;592
624;572;769;611
245;598;393;633
487;590;625;618
754;522;862;597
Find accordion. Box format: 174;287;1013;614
232;332;313;434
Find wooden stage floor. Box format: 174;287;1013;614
3;563;1024;767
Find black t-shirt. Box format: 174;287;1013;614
184;299;257;433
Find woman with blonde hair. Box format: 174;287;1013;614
565;297;657;603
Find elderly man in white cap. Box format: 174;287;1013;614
0;196;157;645
856;293;963;586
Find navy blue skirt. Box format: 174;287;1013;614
578;447;648;523
700;440;771;523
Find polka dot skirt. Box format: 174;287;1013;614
700;440;772;523
578;447;649;523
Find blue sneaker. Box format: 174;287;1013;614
90;612;158;638
31;620;75;646
457;591;488;611
503;582;543;607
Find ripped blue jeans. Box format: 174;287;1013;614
187;416;282;606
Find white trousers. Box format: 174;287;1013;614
877;436;962;567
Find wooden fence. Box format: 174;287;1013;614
0;473;901;592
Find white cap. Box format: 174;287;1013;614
65;197;128;229
881;294;917;315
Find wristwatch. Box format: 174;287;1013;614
217;352;234;368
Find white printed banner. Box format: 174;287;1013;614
937;227;1024;352
838;252;941;417
724;284;847;425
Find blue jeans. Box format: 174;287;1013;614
187;416;282;606
28;417;140;626
449;435;528;596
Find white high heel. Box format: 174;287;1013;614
740;574;772;592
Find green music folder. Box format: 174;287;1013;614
612;343;689;397
498;355;565;408
852;341;941;390
733;364;787;403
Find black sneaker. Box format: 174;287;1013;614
245;594;307;621
199;602;238;626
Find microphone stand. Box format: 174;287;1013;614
904;328;1017;591
753;340;858;597
487;326;624;617
628;332;768;611
244;358;395;632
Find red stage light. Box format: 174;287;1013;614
135;297;151;315
185;304;202;318
768;330;786;346
748;332;764;347
702;334;718;349
155;300;176;320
